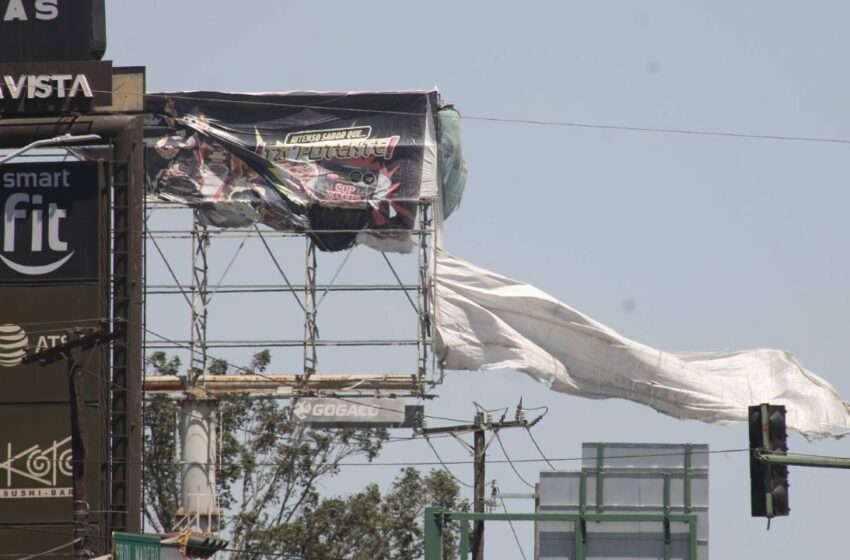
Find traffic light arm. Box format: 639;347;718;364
758;450;850;470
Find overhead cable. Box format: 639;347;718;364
495;431;535;489
423;435;474;488
86;88;850;146
495;482;529;560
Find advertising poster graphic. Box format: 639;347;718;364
144;90;445;252
0;161;99;282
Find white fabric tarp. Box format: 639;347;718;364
433;249;850;439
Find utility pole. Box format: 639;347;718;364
473;413;485;560
69;355;89;560
419;403;541;560
23;323;119;560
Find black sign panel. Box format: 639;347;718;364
0;60;112;115
0;162;99;282
0;403;102;523
0;285;101;403
0;525;77;558
0;0;106;62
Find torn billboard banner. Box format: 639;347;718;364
143;90;458;253
432;249;850;439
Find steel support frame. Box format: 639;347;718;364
758;450;850;469
143;200;437;395
108;117;145;537
303;239;318;377
417;201;433;393
190;219;210;377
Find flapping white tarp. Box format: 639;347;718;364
433;249;850;439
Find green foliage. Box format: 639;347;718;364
143;352;466;558
250;468;468;559
142;396;180;532
142;353;181;532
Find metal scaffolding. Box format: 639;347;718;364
189;218;210;378
143;200;438;398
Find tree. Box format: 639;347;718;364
143;352;468;558
253;467;468;559
142;352;182;532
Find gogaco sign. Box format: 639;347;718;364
292;397;407;427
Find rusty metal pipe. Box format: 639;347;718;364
144;373;419;394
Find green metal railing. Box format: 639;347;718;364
423;508;698;560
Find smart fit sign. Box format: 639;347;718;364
0;162;98;281
0;0;111;114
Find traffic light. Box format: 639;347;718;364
748;403;789;517
181;535;229;558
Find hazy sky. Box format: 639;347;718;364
107;2;850;558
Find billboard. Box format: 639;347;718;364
0;403;103;523
0;160;106;556
0;285;101;402
0;161;99;281
144;90;442;252
0;526;76;558
0;0;106;63
293;397;406;427
0;60;112;114
537;443;708;560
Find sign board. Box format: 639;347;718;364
0;161;100;282
0;525;75;559
0;60;112;114
144;90;440;250
537;442;709;560
0;403;102;523
0;285;101;402
0;0;106;62
293;397;408;427
114;532;161;560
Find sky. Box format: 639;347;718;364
107;2;850;558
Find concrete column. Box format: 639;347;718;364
178;398;219;532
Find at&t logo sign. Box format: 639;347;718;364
0;323;27;367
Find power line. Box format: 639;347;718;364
495;431;535;489
423;435;474;488
78;446;745;468
87;88;850;146
526;427;558;471
3;540;79;560
494;482;529;560
461;115;850;145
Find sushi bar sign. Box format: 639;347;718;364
0;0;110;114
